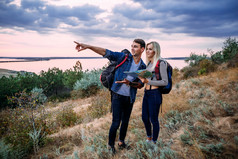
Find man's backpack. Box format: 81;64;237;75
100;50;129;90
154;59;173;94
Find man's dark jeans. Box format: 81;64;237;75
108;91;133;147
142;89;162;142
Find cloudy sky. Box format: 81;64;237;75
0;0;237;58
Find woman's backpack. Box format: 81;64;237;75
100;50;129;90
154;59;173;94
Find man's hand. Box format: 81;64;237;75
115;79;130;85
74;41;88;52
116;79;143;88
74;41;106;56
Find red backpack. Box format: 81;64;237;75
154;59;173;94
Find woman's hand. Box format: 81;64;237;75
138;76;148;83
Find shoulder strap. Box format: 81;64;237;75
155;59;161;80
149;60;161;90
115;53;129;69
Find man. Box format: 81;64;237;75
74;39;146;153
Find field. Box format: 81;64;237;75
23;67;238;158
0;47;238;158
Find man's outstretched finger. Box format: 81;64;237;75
74;41;80;45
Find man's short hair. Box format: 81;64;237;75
134;39;145;48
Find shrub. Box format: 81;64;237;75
40;67;65;96
185;53;208;67
82;133;111;159
48;92;71;102
3;91;48;157
172;67;181;83
56;107;80;127
198;59;216;75
211;37;238;64
181;66;200;79
222;37;238;62
180;130;193;146
86;90;111;119
63;61;83;89
199;142;224;157
211;51;224;64
0;139;11;159
227;53;238;68
31;88;47;104
74;69;102;97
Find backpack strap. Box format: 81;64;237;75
148;60;161;90
154;59;161;80
154;59;165;113
115;53;129;69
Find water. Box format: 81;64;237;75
0;58;188;74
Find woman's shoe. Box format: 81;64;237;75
146;137;152;142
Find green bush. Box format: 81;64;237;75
198;59;216;75
185;53;208;67
211;51;224;64
211;37;238;64
74;69;102;97
222;37;238;61
63;61;83;89
40;67;65;96
31;88;47;104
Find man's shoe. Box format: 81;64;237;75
108;145;116;154
118;141;131;150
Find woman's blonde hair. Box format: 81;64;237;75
146;41;161;70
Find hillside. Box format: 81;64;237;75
30;67;238;159
0;68;18;78
0;68;32;78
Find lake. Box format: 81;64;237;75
0;58;188;74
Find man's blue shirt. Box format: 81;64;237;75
103;49;146;103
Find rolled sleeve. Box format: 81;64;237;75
103;49;124;62
103;49;111;58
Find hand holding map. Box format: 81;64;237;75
124;69;153;78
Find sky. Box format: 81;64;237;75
0;0;238;59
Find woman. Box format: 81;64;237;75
139;41;168;143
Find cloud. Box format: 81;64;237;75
132;0;238;37
0;0;104;32
0;0;237;38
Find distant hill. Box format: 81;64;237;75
0;68;29;78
